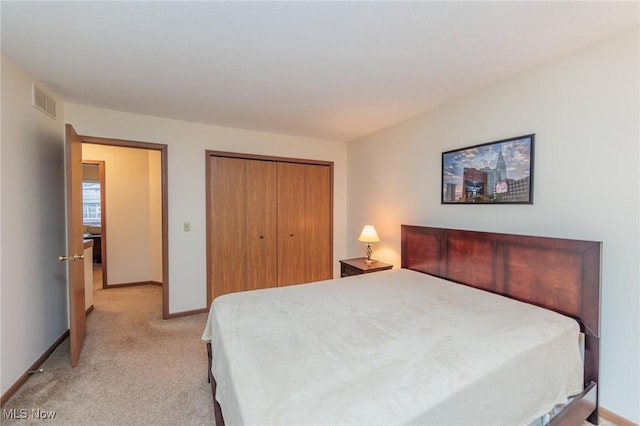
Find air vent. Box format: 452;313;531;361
32;84;57;119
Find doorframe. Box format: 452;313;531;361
82;160;108;289
81;135;170;319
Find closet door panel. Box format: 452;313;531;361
304;164;332;282
277;163;307;286
277;162;332;286
210;156;246;299
245;160;277;290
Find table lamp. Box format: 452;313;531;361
358;225;380;264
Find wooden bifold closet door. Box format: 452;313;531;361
207;153;332;305
245;160;277;291
276;162;331;286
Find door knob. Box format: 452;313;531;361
59;254;85;262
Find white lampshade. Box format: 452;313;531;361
358;225;380;243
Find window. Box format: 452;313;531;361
82;181;101;225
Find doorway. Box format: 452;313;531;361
82;161;107;290
80;136;169;319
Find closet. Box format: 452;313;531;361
207;152;333;304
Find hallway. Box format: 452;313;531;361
3;282;212;425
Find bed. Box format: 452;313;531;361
202;225;601;425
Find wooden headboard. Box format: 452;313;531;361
401;225;601;390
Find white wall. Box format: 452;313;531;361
65;104;348;313
348;30;639;423
1;55;67;396
82;144;161;285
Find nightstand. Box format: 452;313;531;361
339;257;393;277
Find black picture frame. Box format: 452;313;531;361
442;134;534;204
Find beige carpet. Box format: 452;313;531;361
2;284;214;425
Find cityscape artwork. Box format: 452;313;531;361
442;134;534;204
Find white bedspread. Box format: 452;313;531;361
202;269;583;426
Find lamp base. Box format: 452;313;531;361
364;258;377;265
365;244;373;263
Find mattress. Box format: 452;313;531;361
202;269;583;426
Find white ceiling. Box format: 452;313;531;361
2;1;638;142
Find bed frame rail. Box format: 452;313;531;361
207;342;225;426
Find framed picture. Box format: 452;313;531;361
442;134;534;204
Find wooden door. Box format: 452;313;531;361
64;124;86;367
209;156;246;301
277;162;332;286
245;160;277;291
303;164;332;282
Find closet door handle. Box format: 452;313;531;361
259;235;264;239
289;234;294;237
